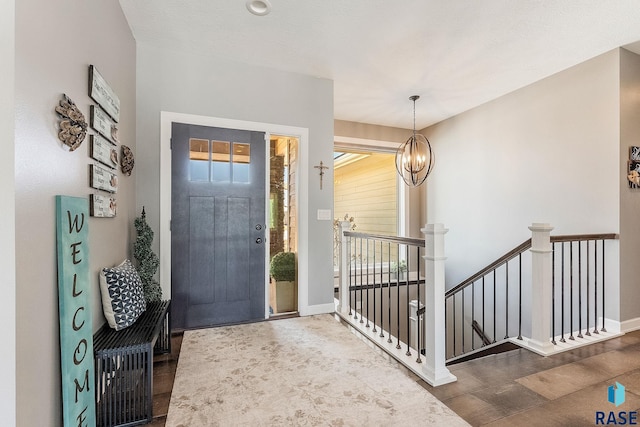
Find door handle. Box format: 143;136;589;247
256;238;263;244
255;224;263;231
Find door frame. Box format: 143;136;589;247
160;111;310;319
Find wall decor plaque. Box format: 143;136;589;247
89;65;120;122
55;94;87;151
90;135;118;169
55;195;96;426
90;105;119;145
89;194;116;217
90;164;118;193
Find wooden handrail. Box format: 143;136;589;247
343;231;425;247
445;233;619;298
551;233;619;243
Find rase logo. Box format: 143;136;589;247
596;382;637;425
609;382;626;407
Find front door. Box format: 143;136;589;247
171;122;266;329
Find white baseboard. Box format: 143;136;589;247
619;317;640;333
299;303;335;316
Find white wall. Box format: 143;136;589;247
136;43;335;308
1;0;16;425
15;1;136;424
425;50;621;296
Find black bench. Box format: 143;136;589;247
93;300;171;427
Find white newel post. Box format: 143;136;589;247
528;223;555;354
337;221;351;315
421;223;457;386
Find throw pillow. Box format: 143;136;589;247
99;259;147;331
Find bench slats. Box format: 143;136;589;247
94;300;171;427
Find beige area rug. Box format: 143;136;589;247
166;314;468;426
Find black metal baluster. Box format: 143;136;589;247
518;253;523;340
586;240;591;336
594;240;599;334
462;287;465;354
482;276;486;346
578;241;583;338
358;238;363;322
387;242;392;344
406;245;411;356
396;244;401;349
372;241;377;333
505;260;509;340
366;239;370;328
493;269;496;343
552;242;556;345
602;239;607;332
560;242;566;343
379;241;384;338
416;246;422;363
349;236;355;316
569;241;574;340
453;290;456;357
472;281;476;349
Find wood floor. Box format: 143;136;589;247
148;333;183;427
147;328;640;426
415;330;640;426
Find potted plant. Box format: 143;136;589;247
390;260;407;281
269;251;297;313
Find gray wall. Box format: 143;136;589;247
14;0;136;424
620;48;640;322
335;119;409;143
136;43;335;307
1;0;16;424
425;50;623;320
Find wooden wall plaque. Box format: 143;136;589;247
89;164;118;193
55;195;96;426
89;65;120;122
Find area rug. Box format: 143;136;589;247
166;314;468;426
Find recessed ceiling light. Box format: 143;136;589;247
246;0;272;16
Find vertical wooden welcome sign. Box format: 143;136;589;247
56;196;96;426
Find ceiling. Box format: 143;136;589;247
119;0;640;130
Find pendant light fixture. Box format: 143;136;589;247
395;95;434;187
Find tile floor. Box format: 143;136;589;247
149;329;640;426
419;330;640;426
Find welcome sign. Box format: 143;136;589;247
56;196;96;426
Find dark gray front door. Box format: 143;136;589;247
171;122;266;329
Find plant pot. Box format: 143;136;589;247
269;279;297;313
391;272;406;281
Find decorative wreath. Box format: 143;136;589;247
121;145;135;176
55;94;87;151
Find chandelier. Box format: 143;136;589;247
395;95;434;187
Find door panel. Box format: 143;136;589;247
171;122;266;329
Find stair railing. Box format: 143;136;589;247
444;238;532;361
336;222;456;387
444;224;619;362
336;221;618;384
550;234;618;344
